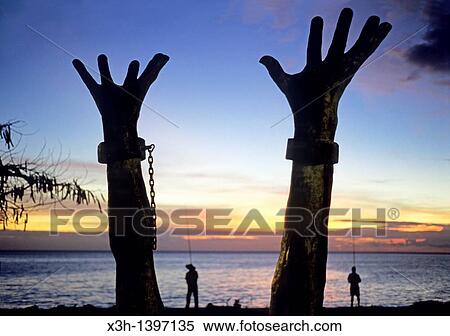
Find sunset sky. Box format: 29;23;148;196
0;0;449;252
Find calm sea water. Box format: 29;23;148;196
0;251;449;309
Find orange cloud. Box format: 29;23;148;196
390;224;444;232
182;235;256;241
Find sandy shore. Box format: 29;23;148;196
1;300;449;315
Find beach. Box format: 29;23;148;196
1;300;449;316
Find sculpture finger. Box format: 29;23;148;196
123;60;140;88
364;22;392;59
326;8;353;60
259;55;289;93
138;53;170;88
72;59;98;94
306;16;324;67
346;15;380;61
97;54;113;85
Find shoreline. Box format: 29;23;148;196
1;300;449;316
1;250;450;255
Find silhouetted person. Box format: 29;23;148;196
348;266;361;307
185;264;198;309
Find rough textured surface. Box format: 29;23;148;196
73;54;169;315
260;8;391;315
107;158;163;314
270;163;333;315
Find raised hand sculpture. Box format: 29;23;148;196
73;53;169;314
260;8;391;315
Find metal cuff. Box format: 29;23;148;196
97;137;146;164
286;138;339;165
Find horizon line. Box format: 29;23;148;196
1;250;449;255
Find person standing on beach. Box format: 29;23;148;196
185;264;198;309
348;266;361;307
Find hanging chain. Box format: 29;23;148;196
146;144;157;250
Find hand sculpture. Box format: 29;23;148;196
260;8;391;142
73;54;169;314
260;8;392;315
73;54;169;152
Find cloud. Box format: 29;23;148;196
402;69;421;82
405;0;450;73
159;169;288;198
329;221;450;252
384;0;423;15
366;178;401;185
352;50;418;94
434;79;450;86
238;0;299;29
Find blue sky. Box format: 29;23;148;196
0;0;449;251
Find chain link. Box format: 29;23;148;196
146;143;157;250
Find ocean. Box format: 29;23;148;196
0;251;449;309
